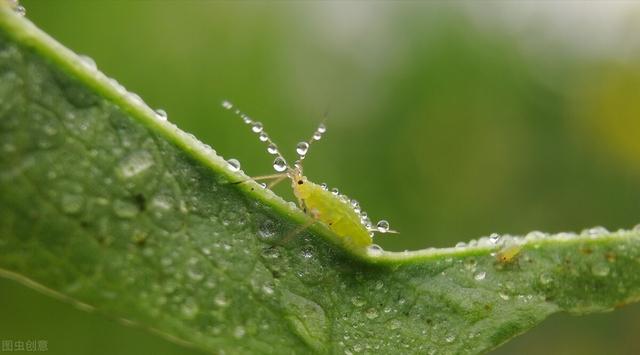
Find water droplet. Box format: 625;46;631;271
259;182;267;189
317;123;327;133
474;271;486;281
117;151;154;178
221;100;233;110
331;188;339;195
489;233;501;244
351;296;365;307
376;220;390;233
251;122;263;133
445;333;457;343
313;132;322;141
374;280;384;290
320;183;328;190
187;257;204;281
280;290;329;350
258;220;277;241
267;143;278;155
79;54;96;70
113;199;138;218
214;293;229;307
233;326;246;339
367;244;383;257
60;194;84;215
539;273;553;285
14;4;26;16
273;157;287;172
296;142;309;156
227;158;241;172
154;108;168;121
262;284;274;295
592;262;610;277
181;299;199;319
365;307;378;319
259;132;269;142
388;319;401;330
498;292;510;300
584;226;609;236
301;245;315;259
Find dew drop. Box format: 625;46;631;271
489;233;501;244
592;262;610;277
474;271;486;281
60;194;84;215
267;143;278;155
181;299;199;319
113;199;138;218
14;4;26;16
498;292;510;300
539;273;553;285
251;122;263;133
79;54;96;70
221;100;233;110
584;226;609;236
313;132;322;141
258;220;277;240
445;333;457;343
227;158;241;172
331;188;339;195
365;307;379;319
351;296;365;307
154;108;168;121
259;132;269;142
321;183;328;191
233;326;246;339
367;244;383;257
214;293;229;307
300;245;315;259
117;151;154;178
242;116;252;124
259;182;267;189
388;319;401;330
273;157;287;172
296;142;309;156
376;220;390;233
317;123;327;133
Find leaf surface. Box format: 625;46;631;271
1;5;639;354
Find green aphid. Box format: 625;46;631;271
222;100;397;251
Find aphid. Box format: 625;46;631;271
496;244;523;264
222;100;397;250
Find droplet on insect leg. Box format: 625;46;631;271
222;100;233;110
296;142;309;156
251;122;263;133
376;220;390;233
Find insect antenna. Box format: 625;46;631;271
222;100;291;174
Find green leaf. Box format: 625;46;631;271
1;4;639;354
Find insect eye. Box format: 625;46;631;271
297;180;304;185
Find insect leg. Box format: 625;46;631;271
267;175;288;189
231;173;288;185
367;229;400;235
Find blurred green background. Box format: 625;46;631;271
2;1;640;354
